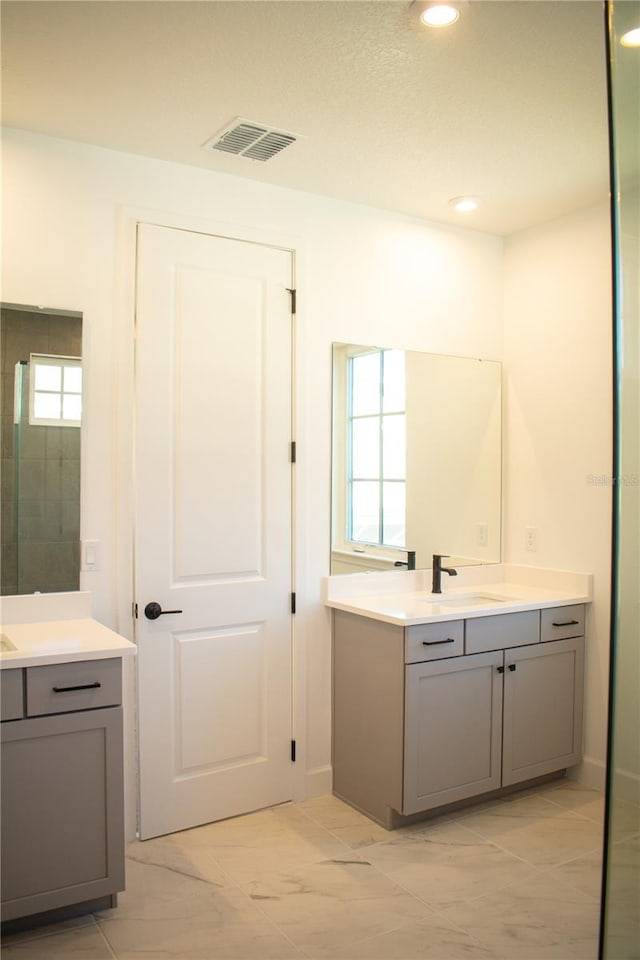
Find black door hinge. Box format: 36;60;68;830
133;602;138;620
291;592;296;614
291;739;297;762
287;287;297;315
290;441;297;463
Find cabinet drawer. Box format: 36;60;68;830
405;621;464;663
541;605;585;642
465;611;540;655
1;670;25;721
26;659;122;717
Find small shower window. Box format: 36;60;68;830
29;354;82;427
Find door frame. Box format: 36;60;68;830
114;206;310;836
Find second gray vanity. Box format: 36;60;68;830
329;573;588;829
1;658;124;923
0;603;135;926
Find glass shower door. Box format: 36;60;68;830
601;2;640;957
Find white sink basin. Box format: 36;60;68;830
419;593;515;607
0;634;17;652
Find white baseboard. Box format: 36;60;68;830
302;764;332;800
569;756;606;792
609;766;640;807
571;757;640;807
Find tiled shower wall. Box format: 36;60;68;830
1;307;82;595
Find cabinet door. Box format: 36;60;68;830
403;651;503;815
1;706;124;921
502;637;584;787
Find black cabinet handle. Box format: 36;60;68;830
497;666;505;674
422;638;456;646
52;681;102;693
508;664;517;672
145;602;183;620
552;619;579;627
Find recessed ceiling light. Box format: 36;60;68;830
410;1;467;28
620;27;640;47
449;196;479;214
422;4;459;27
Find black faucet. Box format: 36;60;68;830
432;554;457;593
393;550;416;570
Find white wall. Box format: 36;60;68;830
503;203;613;788
1;128;505;812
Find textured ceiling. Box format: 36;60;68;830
1;0;611;236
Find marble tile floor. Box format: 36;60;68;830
2;779;638;960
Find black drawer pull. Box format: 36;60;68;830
508;663;517;672
422;638;456;646
52;681;102;693
551;619;580;627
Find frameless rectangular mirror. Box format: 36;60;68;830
1;303;83;595
331;343;502;575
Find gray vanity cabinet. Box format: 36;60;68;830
333;605;585;828
1;658;124;923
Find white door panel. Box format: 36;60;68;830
135;223;293;839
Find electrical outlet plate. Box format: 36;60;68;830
525;526;538;552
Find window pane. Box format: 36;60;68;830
34;364;61;392
62;394;82;422
351;353;380;416
351;481;379;543
383;482;406;547
351;418;379;478
63;366;82;393
382;350;405;413
382;414;405;480
34;392;61;420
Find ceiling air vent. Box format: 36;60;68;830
203;119;301;162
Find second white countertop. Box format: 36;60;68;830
0;618;136;669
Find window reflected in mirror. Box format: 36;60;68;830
348;348;406;548
30;354;82;427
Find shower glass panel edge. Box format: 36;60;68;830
601;2;640;958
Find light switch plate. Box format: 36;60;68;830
81;539;101;571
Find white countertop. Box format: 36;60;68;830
324;564;591;626
0;618;136;669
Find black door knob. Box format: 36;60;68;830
144;602;183;620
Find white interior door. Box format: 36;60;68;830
134;222;294;840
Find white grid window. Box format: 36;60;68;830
29;354;82;428
347;349;406;549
